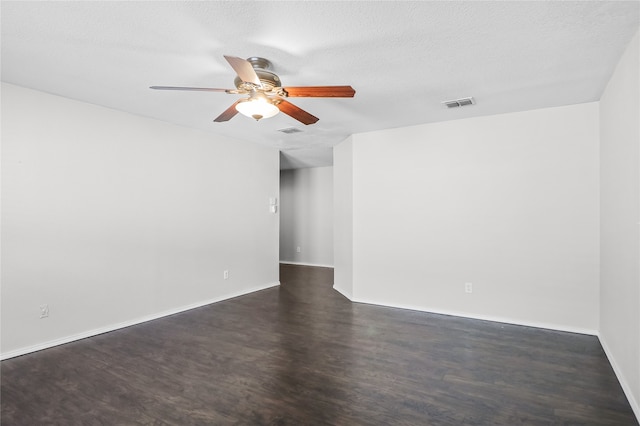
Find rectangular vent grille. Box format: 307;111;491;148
442;97;476;108
278;127;303;134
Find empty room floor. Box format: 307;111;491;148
1;264;637;425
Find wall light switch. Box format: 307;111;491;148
39;304;49;318
270;205;277;213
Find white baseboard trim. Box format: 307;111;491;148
598;334;640;421
0;281;280;361
279;261;334;268
332;284;353;300
345;296;637;419
351;297;598;336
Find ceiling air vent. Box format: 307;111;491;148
278;127;303;134
442;97;475;109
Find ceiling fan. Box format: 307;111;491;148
150;55;356;125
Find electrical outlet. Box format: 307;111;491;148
223;270;229;280
39;304;49;319
465;282;473;294
296;246;301;253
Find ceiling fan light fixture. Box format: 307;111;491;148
152;55;355;124
235;96;279;121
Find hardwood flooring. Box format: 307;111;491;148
2;264;637;425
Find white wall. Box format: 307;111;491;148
599;29;639;417
1;83;280;358
333;137;354;298
280;166;333;267
336;103;600;333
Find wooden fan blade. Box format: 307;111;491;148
150;86;230;92
283;86;356;98
213;101;241;122
224;55;262;87
277;100;319;125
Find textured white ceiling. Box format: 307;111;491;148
2;1;638;169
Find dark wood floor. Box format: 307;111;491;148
2;264;637;425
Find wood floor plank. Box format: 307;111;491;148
1;264;637;425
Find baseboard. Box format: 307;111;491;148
0;281;280;361
598;334;640;421
279;261;334;268
338;295;637;419
332;284;353;300
351;297;599;336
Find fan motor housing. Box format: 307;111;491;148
234;57;281;91
234;70;281;91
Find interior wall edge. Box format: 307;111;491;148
0;281;280;361
599;333;640;420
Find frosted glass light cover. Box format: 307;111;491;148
236;98;279;121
